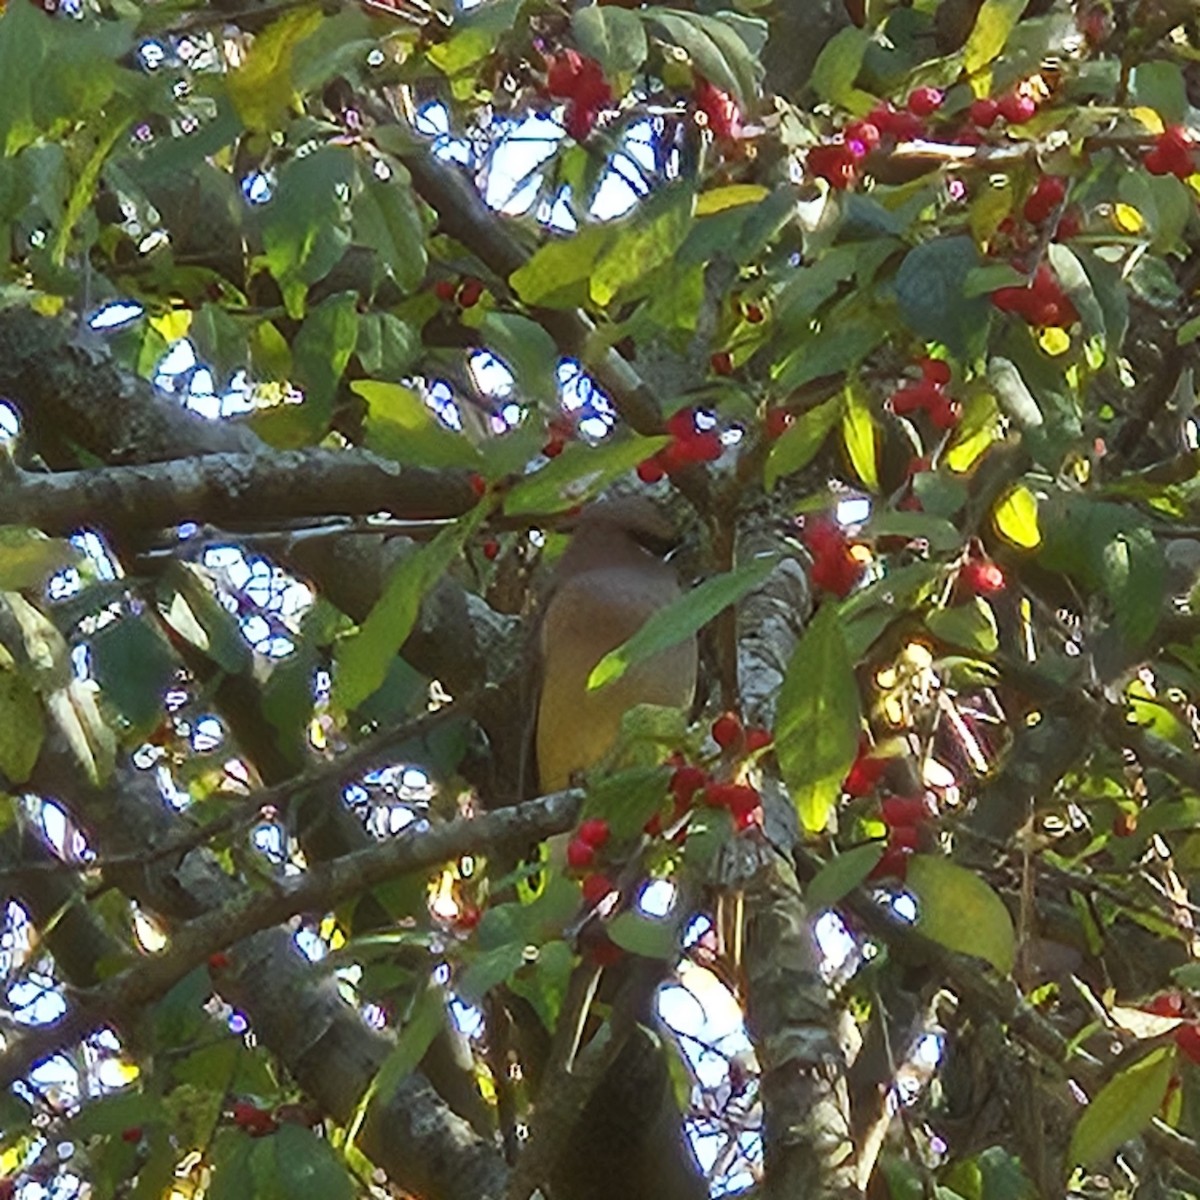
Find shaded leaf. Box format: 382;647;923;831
504;436;669;516
333;505;487;712
806;843;885;908
926;598;999;654
607;910;678;959
353;167;427;294
765;395;843;490
894;236;990;360
572;6;647;75
90;619;177;734
0;527;78;590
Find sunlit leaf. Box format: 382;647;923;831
765;395;843;490
777;604;861;834
1068;1047;1175;1168
963;0;1025;73
907;855;1016;974
842;380;879;492
992;484;1041;549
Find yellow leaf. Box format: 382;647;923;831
1113;203;1145;233
993;483;1041;549
841;380;879;491
1037;326;1071;356
151;309;192;343
695;184;769;216
30;293;64;317
1130;106;1165;134
227;6;323;132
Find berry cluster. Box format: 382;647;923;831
1144;125;1195;179
868;792;931;882
566;816;611;870
544;49;613;141
889;357;959;430
434;276;484;308
991;262;1079;328
800;514;866;597
636;407;722;481
694;77;740;141
842;737;888;798
711;710;773;756
230;1100;279;1138
968;89;1038;129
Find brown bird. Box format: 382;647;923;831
532;496;707;1200
535;496;699;795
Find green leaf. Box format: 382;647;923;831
510;223;611;309
89;619;177;734
1101;526;1164;650
353;165;427;294
1069;1047;1175;1168
346;984;444;1151
962;0;1026;73
572;6;647;75
841;379;879;492
71;1091;163;1138
1047;243;1106;344
906;855;1016;974
777;604;861;834
190;304;250;392
582;765;669;839
589;556;778;690
0;527;78;590
161;562;254;676
764;395;843;490
458;943;526;1003
291;291;360;433
607;910;678;959
894;236;990;360
332;505;487;712
508;939;574;1029
251;1123;355;1200
504;435;669;516
480;313;561;408
590;184;695;307
353;380;483;469
356;312;421;381
649;10;751;103
226;6;324;132
864;512;962;553
207;1131;255;1200
806;843;885;908
925;598;999;654
1131;60;1187;125
259;146;356;316
809;26;869;107
774;307;889;392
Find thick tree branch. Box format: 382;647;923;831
0;787;582;1091
1;450;475;536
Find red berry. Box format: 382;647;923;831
1176;1023;1200;1064
702;782;760;816
711;350;733;376
121;1126;143;1143
468;472;487;498
578;817;610;848
745;727;773;753
888;825;920;852
670;765;708;808
0;1180;14;1200
711;712;743;750
231;1102;278;1137
545;50;612;110
844;119;881;153
1112;811;1138;838
881;795;929;827
926;395;960;430
744;302;764;323
581;873;615;906
585;933;624;967
1023;175;1067;224
434;279;457;303
765;407;793;438
1145;992;1186;1017
564;101;601;142
809;549;864;596
457;278;484;308
666;407;697;440
566;838;595;869
542;435;566;458
482;539;500;561
636;457;666;484
644;812;664;837
456;905;482;930
658;439;694;476
960;560;1005;594
733;804;763;832
997;91;1037;124
695;77;741;140
868;843;912;882
890;382;938;416
907;86;943;117
808;142;857;189
843;749;887;797
969;97;1000;128
918;357;951;387
208;951;230;972
682;430;723;463
1054;209;1081;240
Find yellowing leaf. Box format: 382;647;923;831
1037;326;1072;355
227;6;323;133
1069;1048;1175;1168
30;293;64;317
1113;203;1145;233
695;184;768;215
1130;106;1165;133
151;309;192;343
963;0;1025;74
841;381;879;491
993;484;1041;549
906;855;1016;974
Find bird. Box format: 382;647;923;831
535;496;699;796
531;495;707;1200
